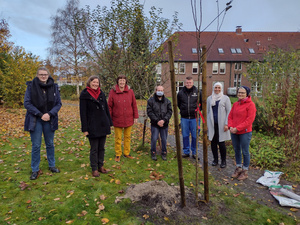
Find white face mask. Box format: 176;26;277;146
156;91;164;96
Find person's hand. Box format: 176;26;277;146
83;131;89;136
224;125;229;132
230;127;237;134
157;120;164;127
41;113;50;121
134;118;138;124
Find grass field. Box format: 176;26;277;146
0;101;298;224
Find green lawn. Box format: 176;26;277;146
0;104;298;225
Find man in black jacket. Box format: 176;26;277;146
177;76;202;159
147;86;172;161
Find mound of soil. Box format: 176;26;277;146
118;180;211;224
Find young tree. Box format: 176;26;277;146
49;0;87;96
247;48;300;162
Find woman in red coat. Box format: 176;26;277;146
228;86;256;181
108;75;139;162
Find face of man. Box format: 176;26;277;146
185;79;194;89
156;86;164;97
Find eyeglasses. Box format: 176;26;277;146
38;74;49;77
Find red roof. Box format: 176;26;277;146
164;30;300;62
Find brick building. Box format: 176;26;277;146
157;26;300;97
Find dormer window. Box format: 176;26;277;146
192;48;197;54
248;48;255;54
231;48;237;54
218;48;224;54
236;48;242;54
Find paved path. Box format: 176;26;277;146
167;134;300;219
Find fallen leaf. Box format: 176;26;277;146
4;217;11;221
101;218;109;224
267;219;271;223
99;195;106;200
110;179;115;183
118;190;124;194
26;200;31;204
233;193;240;197
54;198;60;201
290;208;298;212
143;214;149;219
66;220;74;224
164;217;169;221
98;204;105;211
49;209;56;213
19;181;28;190
115;180;121;185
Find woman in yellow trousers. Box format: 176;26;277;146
108;75;139;162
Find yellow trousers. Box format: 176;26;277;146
114;126;132;156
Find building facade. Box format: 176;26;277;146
157;27;300;97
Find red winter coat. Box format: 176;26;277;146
108;84;139;128
228;96;256;134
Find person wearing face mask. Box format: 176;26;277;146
228;86;256;181
207;82;231;168
147;86;172;161
24;67;62;180
108;75;139;162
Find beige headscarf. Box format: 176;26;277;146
211;82;223;106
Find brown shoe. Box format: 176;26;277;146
92;170;100;177
98;167;108;174
231;167;243;178
123;155;134;159
237;170;248;181
115;156;120;162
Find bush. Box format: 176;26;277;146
59;85;84;100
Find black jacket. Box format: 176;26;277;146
177;86;202;119
147;94;172;128
79;89;113;138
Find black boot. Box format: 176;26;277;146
220;160;226;168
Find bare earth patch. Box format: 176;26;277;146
118;180;213;224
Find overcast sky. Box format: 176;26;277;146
1;0;300;60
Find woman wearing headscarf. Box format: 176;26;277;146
24;67;62;180
108;75;139;162
80;76;113;177
207;82;231;168
228;86;256;181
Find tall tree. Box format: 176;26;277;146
50;0;87;96
0;19;40;107
81;0;180;97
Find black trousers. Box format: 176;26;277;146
88;136;106;171
211;123;226;162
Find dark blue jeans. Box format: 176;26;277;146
30;118;55;172
181;118;200;155
151;125;168;155
231;132;252;170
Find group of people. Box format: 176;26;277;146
24;68;255;181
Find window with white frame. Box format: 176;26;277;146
231;48;237;54
176;81;184;93
212;63;218;74
248;48;255;54
193;81;202;90
192;48;197;54
192;63;198;74
234;62;242;70
251;82;262;97
236;48;242;54
220;62;226;74
218;48;224;54
156;63;161;75
234;74;242;87
174;63;178;74
179;63;185;74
